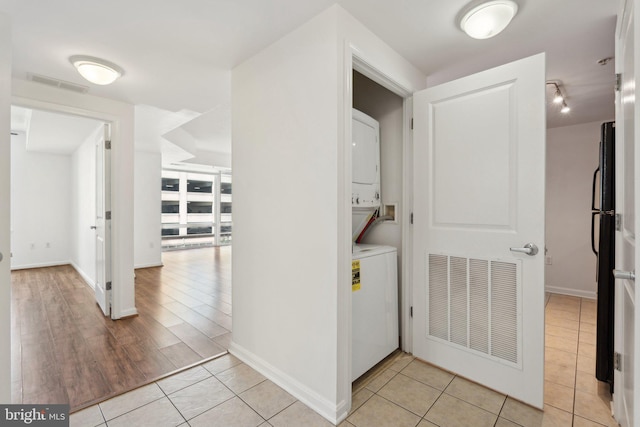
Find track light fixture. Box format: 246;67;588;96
546;81;570;114
553;90;563;104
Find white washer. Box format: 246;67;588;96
352;244;398;381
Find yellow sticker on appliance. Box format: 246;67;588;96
352;260;361;291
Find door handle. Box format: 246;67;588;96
613;269;635;281
90;225;97;230
510;243;539;256
0;252;2;262
591;212;599;256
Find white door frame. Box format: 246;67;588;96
350;53;415;353
614;0;639;424
0;12;11;404
339;43;415;416
11;95;126;319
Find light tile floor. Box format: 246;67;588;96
70;294;618;427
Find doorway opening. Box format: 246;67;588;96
9;105;231;410
9;106;108;303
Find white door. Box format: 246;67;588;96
412;53;546;408
95;124;111;317
613;1;637;425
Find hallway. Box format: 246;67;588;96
11;247;231;410
11;246;618;425
70;293;617;426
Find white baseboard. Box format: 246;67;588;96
134;262;164;269
229;341;347;424
115;307;138;319
70;262;96;290
11;260;71;271
546;285;597;300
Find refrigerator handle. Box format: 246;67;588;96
591;167;600;211
591;211;599;256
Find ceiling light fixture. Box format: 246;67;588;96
547;81;570;113
69;55;123;85
553;90;564;104
458;0;519;39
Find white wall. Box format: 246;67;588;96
231;5;425;423
12;78;136;319
70;128;98;286
134;150;162;268
0;12;12;404
10;132;72;269
232;7;341;420
546;120;609;298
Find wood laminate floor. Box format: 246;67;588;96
10;246;231;411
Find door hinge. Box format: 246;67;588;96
410;212;414;224
410;118;414;130
615;73;622;92
105;140;112;150
614;352;622;371
615;213;622;231
106;281;112;291
410;306;413;318
105;211;112;220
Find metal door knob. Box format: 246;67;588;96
90;225;97;230
509;243;539;256
613;269;635;281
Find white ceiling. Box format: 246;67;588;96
11;106;102;154
3;0;618;162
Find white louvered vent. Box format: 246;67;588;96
449;257;467;347
490;261;518;363
428;254;449;340
427;254;520;366
27;73;89;93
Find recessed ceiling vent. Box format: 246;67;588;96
27;73;89;93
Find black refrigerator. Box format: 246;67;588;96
591;121;615;390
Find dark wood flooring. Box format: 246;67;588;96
11;246;232;411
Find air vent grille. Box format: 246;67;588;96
427;253;521;366
27;73;89;93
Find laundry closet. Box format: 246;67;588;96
351;70;405;381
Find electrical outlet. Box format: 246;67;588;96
545;256;552;265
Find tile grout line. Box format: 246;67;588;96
157;381;189;427
571;298;582;426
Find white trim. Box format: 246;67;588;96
11;261;72;271
352;56;413;98
11;83;136;321
71;261;96;289
347;45;416;359
401;97;414;353
337;40;353;420
134;262;164;269
229;341;348;425
545;285;597;300
117;307;138;318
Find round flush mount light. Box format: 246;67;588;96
69;55;123;85
459;0;519;39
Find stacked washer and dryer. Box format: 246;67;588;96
351;109;399;381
